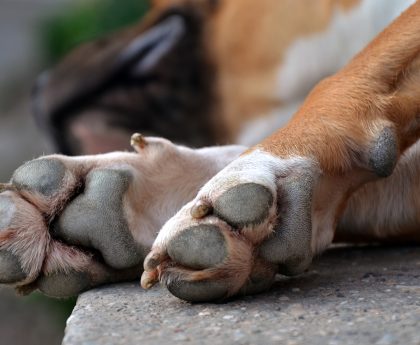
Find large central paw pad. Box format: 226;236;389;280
52;169;142;269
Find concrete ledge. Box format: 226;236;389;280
63;246;420;345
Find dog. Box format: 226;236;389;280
33;0;414;154
0;0;418;302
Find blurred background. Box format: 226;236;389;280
0;0;149;344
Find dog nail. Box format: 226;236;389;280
140;270;159;289
144;251;166;271
131;133;147;150
190;200;212;219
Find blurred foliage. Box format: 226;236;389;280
40;0;151;63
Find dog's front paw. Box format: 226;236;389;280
0;152;151;297
0;136;239;298
141;150;319;302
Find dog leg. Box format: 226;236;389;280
143;3;420;302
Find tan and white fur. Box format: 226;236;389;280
1;0;419;301
142;1;420;301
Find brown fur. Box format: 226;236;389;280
17;0;420;299
34;0;370;154
254;2;420;245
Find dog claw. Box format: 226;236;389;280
131;133;147;151
190;200;212;219
142;249;168;289
140;269;159;289
144;251;167;271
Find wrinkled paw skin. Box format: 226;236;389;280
142;150;318;302
0;150;157;297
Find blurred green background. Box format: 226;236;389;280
41;0;150;63
0;0;149;344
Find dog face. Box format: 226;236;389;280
33;0;222;154
32;0;368;155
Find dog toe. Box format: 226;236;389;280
213;183;273;228
12;158;66;196
167;225;228;270
37;270;91;298
142;212;254;302
0;250;26;284
165;275;229;303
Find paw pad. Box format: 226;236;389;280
12;158;66;196
0;195;16;229
167;225;227;269
369;127;398;177
166;279;229;303
213;183;273;228
52;168;143;269
37;271;91;298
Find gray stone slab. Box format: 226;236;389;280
63;245;420;345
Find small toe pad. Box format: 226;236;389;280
166;279;228;303
12;158;66;196
214;183;273;228
0;250;26;284
167;225;227;270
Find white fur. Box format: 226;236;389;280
237;1;415;147
126;143;246;248
277;0;415;102
199;149;313;198
237;101;301;146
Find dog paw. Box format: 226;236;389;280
141;150;319;302
0;154;148;297
0;136;233;298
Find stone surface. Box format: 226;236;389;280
64;245;420;345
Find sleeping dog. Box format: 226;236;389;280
0;0;418;302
